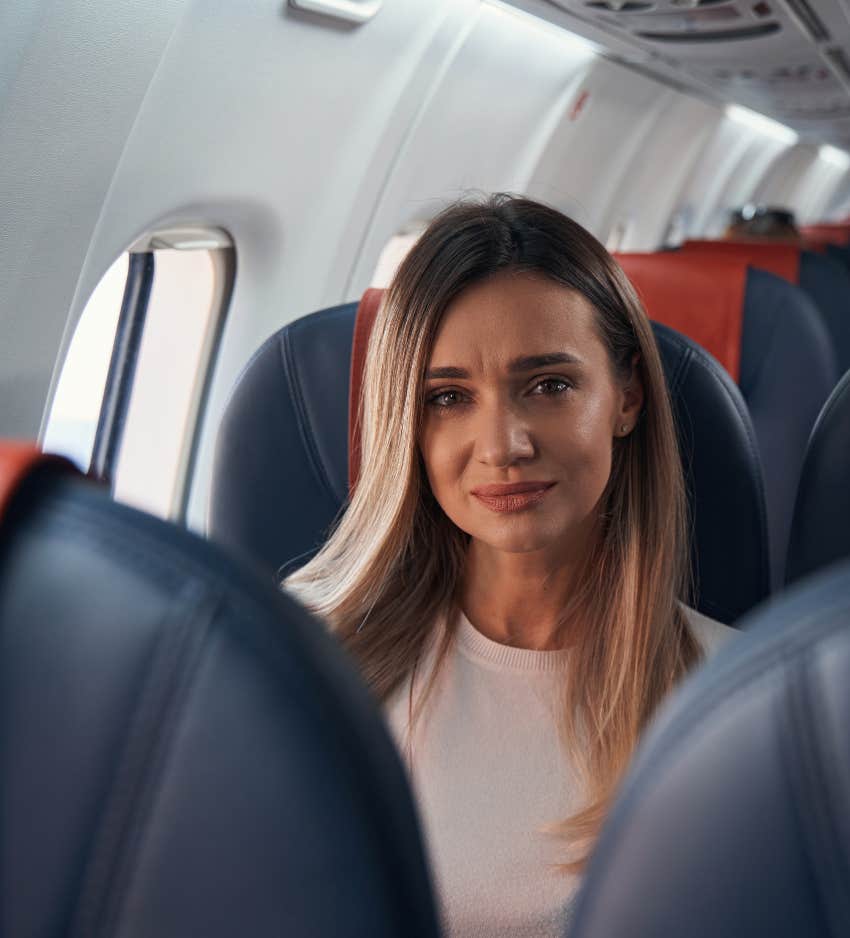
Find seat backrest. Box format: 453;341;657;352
740;268;838;588
1;444;439;938
568;557;850;938
786;368;850;586
618;249;836;587
802;222;850;249
615;253;746;382
681;238;850;373
211;295;769;623
798;250;850;374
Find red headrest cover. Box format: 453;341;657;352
615;253;747;383
348;288;384;491
801;224;850;248
0;441;78;528
681;239;801;285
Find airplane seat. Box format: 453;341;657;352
567;556;850;938
0;442;439;938
681;238;849;372
210;291;770;624
798;249;850;373
210;300;358;577
786;368;850;586
739;267;837;587
631;245;838;588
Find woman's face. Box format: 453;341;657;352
419;270;643;557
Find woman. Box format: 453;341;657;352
286;194;735;936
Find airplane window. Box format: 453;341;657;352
42;254;128;470
43;229;234;522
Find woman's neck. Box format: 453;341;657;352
459;540;584;651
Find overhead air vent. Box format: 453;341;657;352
780;0;831;43
586;2;654;10
636;22;781;41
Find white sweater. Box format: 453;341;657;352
385;606;737;938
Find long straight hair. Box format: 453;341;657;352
286;193;701;867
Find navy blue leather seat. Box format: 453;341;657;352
568;557;850;938
1;452;439;938
739;269;837;587
210;303;769;624
799;249;850;374
786;368;850;586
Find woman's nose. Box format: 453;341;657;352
473;405;535;467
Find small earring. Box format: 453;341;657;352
620;424;628;434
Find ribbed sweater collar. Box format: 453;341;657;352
455;609;572;672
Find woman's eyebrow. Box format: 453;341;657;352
425;353;582;380
425;366;470;380
508;352;583;372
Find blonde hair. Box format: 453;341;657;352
286;194;701;868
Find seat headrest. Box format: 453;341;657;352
786;368;850;586
0;441;77;524
802;223;850;248
569;557;850;938
2;440;439;938
681;239;801;284
348;287;383;491
212;292;768;622
615;252;747;382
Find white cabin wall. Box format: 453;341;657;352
525;60;675;240
760;146;850;223
602;92;723;252
30;0;476;529
823;175;850;220
345;1;598;295
0;0;187;437
752;145;819;211
676;114;795;239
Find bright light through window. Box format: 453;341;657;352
42;255;128;469
820;145;850;170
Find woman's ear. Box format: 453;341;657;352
616;354;644;435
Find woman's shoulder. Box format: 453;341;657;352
680;603;739;658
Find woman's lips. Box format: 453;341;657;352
471;482;556;513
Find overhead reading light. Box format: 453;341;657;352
484;0;601;57
820;144;850;170
288;0;381;24
725;104;799;144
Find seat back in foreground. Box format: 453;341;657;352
1;443;439;938
568;558;850;938
211;293;769;623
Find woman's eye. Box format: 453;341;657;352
427;390;464;408
531;377;572;396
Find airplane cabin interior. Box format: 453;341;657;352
1;1;849;936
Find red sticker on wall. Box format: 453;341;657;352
570;90;590;121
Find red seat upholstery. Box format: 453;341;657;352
680;239;801;284
802;224;850;250
348;288;383;491
615;253;747;383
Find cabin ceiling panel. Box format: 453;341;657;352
511;0;850;150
